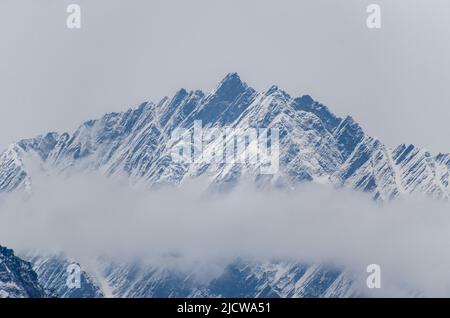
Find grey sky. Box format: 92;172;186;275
0;0;449;152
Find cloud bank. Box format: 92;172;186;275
1;173;450;296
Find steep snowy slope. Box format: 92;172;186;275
23;256;357;298
0;245;46;298
26;254;104;298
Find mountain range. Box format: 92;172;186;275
0;73;448;298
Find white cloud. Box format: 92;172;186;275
1;172;450;296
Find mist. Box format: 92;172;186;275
1;172;450;296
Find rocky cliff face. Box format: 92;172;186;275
0;245;46;298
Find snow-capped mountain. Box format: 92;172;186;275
96;259;356;298
25;253;104;298
21;256;356;298
0;245;46;298
1;73;448;199
0;73;449;298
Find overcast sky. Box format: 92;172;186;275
0;0;449;152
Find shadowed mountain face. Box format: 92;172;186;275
0;74;448;298
0;246;46;298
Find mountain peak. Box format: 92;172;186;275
293;95;341;132
212;72;248;101
220;72;242;84
296;94;315;106
265;85;291;101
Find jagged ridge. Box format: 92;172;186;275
0;73;448;200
